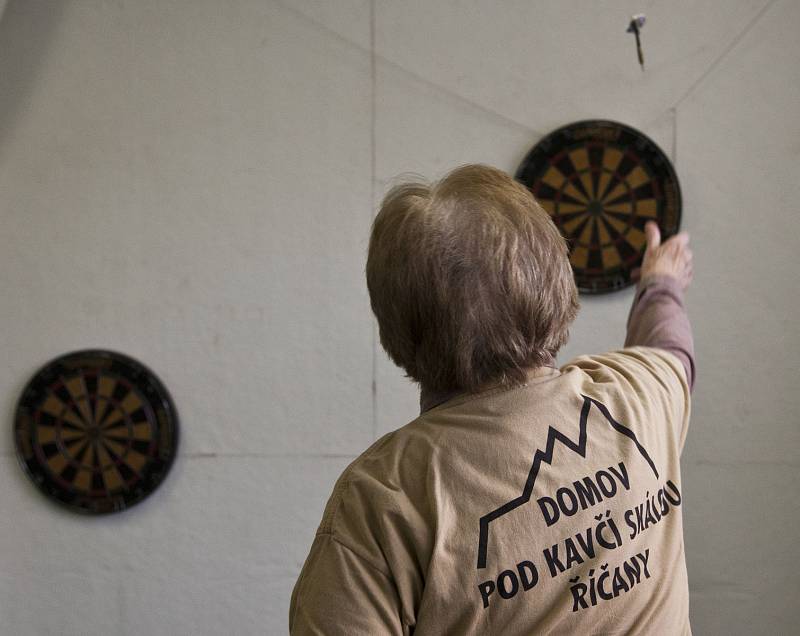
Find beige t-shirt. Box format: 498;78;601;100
290;347;691;635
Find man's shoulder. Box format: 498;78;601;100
561;346;691;454
561;346;688;390
316;419;439;537
562;345;683;369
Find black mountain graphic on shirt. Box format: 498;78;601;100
476;394;659;569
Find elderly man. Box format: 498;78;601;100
290;164;694;635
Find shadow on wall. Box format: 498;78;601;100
0;0;66;152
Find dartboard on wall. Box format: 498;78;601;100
516;120;681;293
14;350;178;514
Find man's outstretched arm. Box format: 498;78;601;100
625;222;695;391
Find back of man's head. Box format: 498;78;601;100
366;163;579;394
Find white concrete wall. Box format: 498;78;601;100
0;1;796;634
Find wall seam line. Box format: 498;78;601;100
0;451;361;459
370;0;378;441
670;0;778;110
275;0;542;139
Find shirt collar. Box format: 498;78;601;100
418;355;559;414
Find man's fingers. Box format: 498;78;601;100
630;267;641;282
670;231;690;248
663;232;690;259
664;229;689;251
644;221;661;250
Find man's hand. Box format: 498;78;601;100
631;221;693;291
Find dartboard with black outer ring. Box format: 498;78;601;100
14;350;179;514
515;120;682;294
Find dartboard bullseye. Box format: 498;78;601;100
14;350;178;514
516;120;681;293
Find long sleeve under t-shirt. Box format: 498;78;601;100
290;275;694;635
